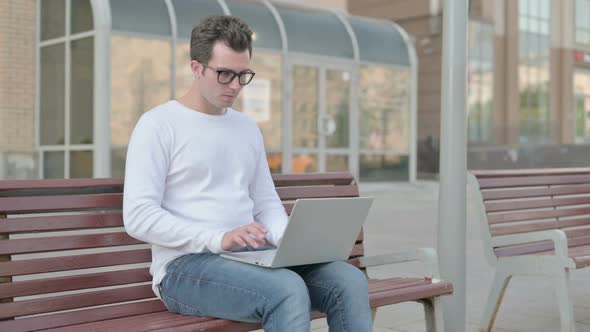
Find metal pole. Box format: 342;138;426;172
437;0;468;331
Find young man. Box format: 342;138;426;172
123;16;372;332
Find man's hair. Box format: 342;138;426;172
190;15;253;69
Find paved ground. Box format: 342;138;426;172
309;181;590;332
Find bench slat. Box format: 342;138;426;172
494;236;590;258
0;213;123;234
0;193;123;214
0;284;154;320
477;174;590;189
0;178;124;191
0;232;143;255
0;268;150;299
490;218;590;236
32;278;453;332
0;249;151;277
276;185;359;200
487;206;590;224
0;300;165;332
485;196;590;213
471;168;590;178
482;184;590;200
273;172;354;187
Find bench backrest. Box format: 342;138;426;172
0;172;362;329
469;168;590;265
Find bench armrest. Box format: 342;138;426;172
357;248;440;279
491;229;569;259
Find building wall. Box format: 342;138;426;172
0;0;37;179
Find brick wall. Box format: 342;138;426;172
0;0;36;152
0;0;37;179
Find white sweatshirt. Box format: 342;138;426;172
123;100;288;298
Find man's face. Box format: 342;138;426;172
193;40;252;110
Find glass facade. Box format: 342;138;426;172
38;0;95;178
467;21;494;145
575;0;590;46
32;0;416;181
518;0;551;143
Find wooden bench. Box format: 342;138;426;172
0;172;453;331
469;168;590;332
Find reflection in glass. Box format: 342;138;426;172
111;149;127;178
276;6;353;58
576;0;590;45
41;0;65;41
266;152;282;174
70;151;93;178
173;0;225;39
235;52;282;151
325;70;350;148
468;21;494;144
225;0;282;50
349;17;409;66
111;0;171;36
70;37;94;144
71;0;93;34
292;66;318;148
359;154;408;182
40;44;66;146
359;66;410;152
518;0;551;143
292;154;317;174
111;36;171;147
44;151;65;179
326;155;348;172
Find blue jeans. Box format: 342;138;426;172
158;250;373;332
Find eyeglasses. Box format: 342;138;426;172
202;64;256;86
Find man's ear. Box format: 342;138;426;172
191;60;202;79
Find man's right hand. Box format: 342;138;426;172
221;223;268;251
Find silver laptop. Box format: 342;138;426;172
220;197;373;268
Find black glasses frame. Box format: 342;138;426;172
203;64;256;86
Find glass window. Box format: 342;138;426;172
359;65;410;153
70;151;93;178
70;37;94;145
292;66;318;148
71;0;93;34
518;0;551;143
111;148;127;178
225;0;282;50
173;0;225;39
292;154;317;174
111;36;171;147
326;154;348;172
325;69;350;148
41;0;65;41
575;0;590;45
40;43;66;146
276;6;353;58
234;52;283;152
468;21;495;144
349;17;409;66
43;151;65;179
111;0;171;36
359;155;408;182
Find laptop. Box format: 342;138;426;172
220;197;373;268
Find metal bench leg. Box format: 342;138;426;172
480;266;512;332
554;270;575;332
420;297;444;332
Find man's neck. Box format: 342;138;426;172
177;90;226;116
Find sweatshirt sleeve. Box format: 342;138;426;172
123;115;225;254
249;129;289;246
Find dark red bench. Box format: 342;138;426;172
0;172;452;331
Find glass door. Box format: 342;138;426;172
289;62;352;173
